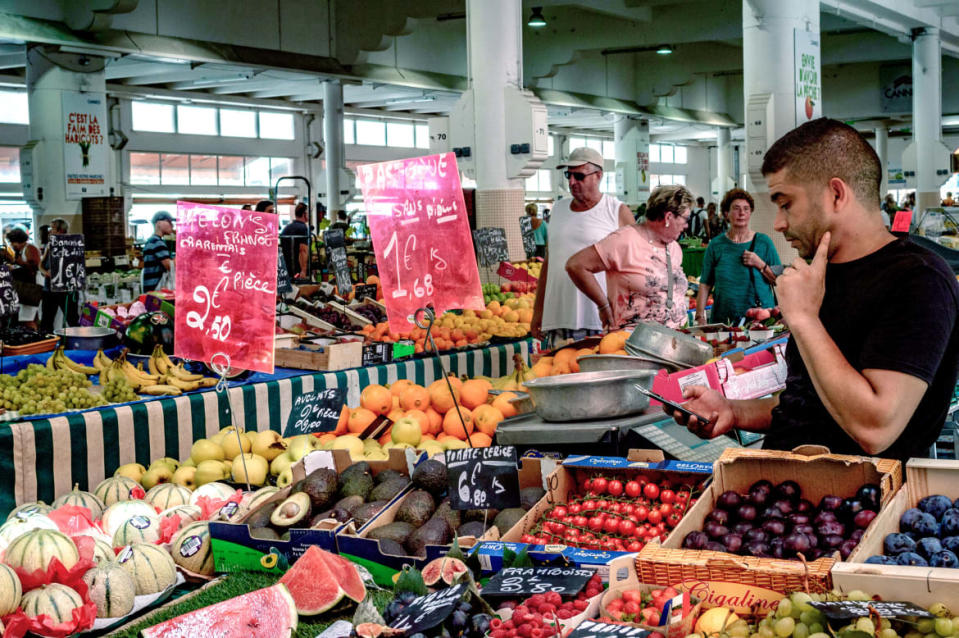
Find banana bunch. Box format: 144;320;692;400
92;349;114;373
95;351;176;396
149;345;217;392
47;346;99;376
491;355;535;392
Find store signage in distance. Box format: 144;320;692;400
481;566;593;597
0;265;20;317
324;228;352;295
173;202;279;374
444;445;520;510
284;388;345;437
357;153;484;332
48;234;86;292
519;216;535;259
473;227;510;267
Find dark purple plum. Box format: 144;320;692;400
930;550;959;568
856;484;881;512
769;536;785;558
746;541;769;557
896;551;928;566
941;510;959;537
787;513;811;527
853;510;877;529
717;491;742;511
772;499;794;516
883;532;917;555
919;494;953;519
762;506;784;520
796;499;815;513
749;481;773;507
808;548;826;561
722;533;743;553
838;498;865;523
736;504;758;523
814;510;838;526
817;520;845;538
818;495;843;512
913;513;940;538
705;522;730;540
750;479;773;494
732;521;754;536
793;524;814;537
917;537;943;559
761;519;786;536
839;539;858;560
707;509;730;526
775;481;802;503
682;531;709;549
850;528;865;543
783;533;812;555
900;507;924;532
943;536;959;553
705;541;726;552
820;534;844;550
745;528;768;544
865;554;895;565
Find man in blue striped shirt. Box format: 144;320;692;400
142;211;174;292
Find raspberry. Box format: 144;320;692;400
528;594;545;607
546;592;562;606
573;600;588;611
557;609;574;619
518;623;533;637
537;603;556;616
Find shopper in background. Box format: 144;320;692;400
943;192;956;207
281;202;310;279
695;189;780;325
240;204;252;211
666;118;959;464
525;203;548;258
689;196;707;240
142;211;174;293
6;227;42;330
566;185;691;330
531;147;634;345
704;202;722;240
331;211;350;233
254;200;275;214
39;218;79;332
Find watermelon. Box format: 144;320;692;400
279;545;366;615
124;311;174;356
141;584;297;638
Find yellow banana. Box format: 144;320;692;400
46;350;57;369
57;348;98;376
168;364;203;382
97;350;114;371
140;385;182;396
120;357;160;385
113;359;144;390
196;377;218;388
148;354;164;376
150;345;170;375
162;375;201;391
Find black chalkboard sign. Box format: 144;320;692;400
390;583;467;634
809;601;932;620
324;229;352;294
519;217;535;259
362;342;391;367
283;388;345;437
482;566;593;597
445;446;520;510
354;284;378;301
568;619;650;638
473;227;509;267
49;234;86;292
0;265;19;317
277;248;293;295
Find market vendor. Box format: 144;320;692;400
142;211;174;293
666;118;959;463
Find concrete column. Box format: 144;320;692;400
714;126;732;200
874;125;889;197
614;116;649;207
323;79;344;220
913;28;944;213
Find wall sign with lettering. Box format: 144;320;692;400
473;227;510;267
481;567;593;597
49;234;86;292
445;446;520;510
389;583;467;634
0;265;19;317
174;202;278;374
519;216;535;259
284;388;345;437
324;229;352;295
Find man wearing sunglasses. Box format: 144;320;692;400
531;147;635;347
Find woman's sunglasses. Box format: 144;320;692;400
564;170;598;181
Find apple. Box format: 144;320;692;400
270;450;295;477
191;439;226;464
141;465;174;489
114;463;146;483
231;453;269;487
250;430;288;461
276;467;293;488
172;466;197;490
194;460;227;486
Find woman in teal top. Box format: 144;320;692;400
694;189;781;325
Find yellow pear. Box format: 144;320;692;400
141;465;174;490
276;467;294;488
190;439;225;464
250;430;288;461
270;451;295;477
287;436;315;462
150;457;179;473
194;460;226;486
172;466;197;490
114;463;146;483
231;453;269;486
221;431;252;460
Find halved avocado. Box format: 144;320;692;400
269;492;311;528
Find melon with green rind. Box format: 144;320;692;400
3;528;79;573
159;505;202;529
83;562;136;618
95;476;141;507
0;514;59;552
101;500;158;538
189;481;235;506
170;521;213;576
93;538;115;564
21;583;84;624
145;483;192;510
112;515;161;547
245;486;280;512
0;563;22;616
5;502;53;522
53;484;106;519
115;543;176;595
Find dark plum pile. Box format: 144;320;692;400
867;493;959;567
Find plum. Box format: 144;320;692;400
817;520;845;538
762;519;786;536
736;504;758;523
705;541;726;552
682;531;709;549
853;510;877;529
856;484;881;512
838;498;865;523
787;513;811;527
704;522;729;540
820;534;844;550
839;539;858;560
940;509;959;537
896;551;928;566
942;536;959;553
917;537;943;559
762;506;784;520
707;509;731;526
717;491;742;511
793;524;814;537
954;497;959;510
929;550;959;568
814;510;838;526
919;494;953;520
884;532;917;555
783;533;812;555
913;513;941;538
850;528;865;543
772;499;794;516
865;554;895;565
722;533;743;553
745;528;768;544
900;507;924;532
775;480;801;503
796;499;815;513
746;541;769;557
819;495;843;512
732;521;754;536
749;479;773;497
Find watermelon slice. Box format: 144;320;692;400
280;546;367;615
141;584;297;638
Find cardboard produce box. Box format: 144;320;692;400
274;339;363;371
831;458;959;607
636;446;902;613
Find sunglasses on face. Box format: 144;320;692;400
564;170;598;181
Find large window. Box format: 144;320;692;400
415;124;429;149
177;105;217;135
258;111;294;140
132;102;175;133
343;119;355;145
0;147;20;183
0;91;28;125
128;152;294;187
525;169;551;193
649;144;687;165
344;117;438;149
650;174;686;188
386;121;415;148
132;101;295;139
355;119;386;146
219;109;257;138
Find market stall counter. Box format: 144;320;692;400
0;339;534;517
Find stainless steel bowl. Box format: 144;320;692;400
522;370;657;422
55;326;117;350
624;322;713;368
577;354;677;374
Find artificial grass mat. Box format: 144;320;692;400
108;572;395;637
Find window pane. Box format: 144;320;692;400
586;138;602;153
259;111;294;140
220;108;256;137
525;173;538;192
0;147;19;183
548;135;555;157
674;174;686;185
538;169;551;192
343;118;355;145
355;119;385;146
190;155;218;185
674;145;687;164
415;124;429;149
568;136;585;151
602;140;615;160
386;122;415;148
129;152;160;184
0;91;28;125
132;102;174;133
649;144;660;163
650;174;660;188
160;153;189;185
177;105;217;135
218;155;244;185
660;145;674;164
271;157;294;182
245;156;271;186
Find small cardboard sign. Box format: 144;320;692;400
809;601;933;620
568;619;650;638
519;216;535;259
891;210;912;232
324;228;352;294
49;234;86;292
473;227;509;267
283;388;345;437
389;583;467;634
481;566;593;597
445;446;520;510
0;265;20;317
354;283;377;301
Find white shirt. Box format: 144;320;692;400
543;194;624;331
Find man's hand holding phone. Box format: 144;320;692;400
663;386;736;439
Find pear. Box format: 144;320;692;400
114;463;146;483
149;457;179;473
270;451;295;477
276;467;294;488
191;439;225;464
286;436;315;462
195;460;226;486
250;430;288;461
141;465;174;489
221;431;252;460
231;453;269;486
172;466;197;490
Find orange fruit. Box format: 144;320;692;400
405;409;430;433
531;361;553;378
378;428;393;445
442;407;474;439
347;407;377;434
360;384;393;416
599;331;629;354
366;275;380;285
469;432;492;447
472;404;503;437
400;385;430;411
554;348;577;366
428;381;460;414
387;408;405;422
425;407;444;435
459;379;491;410
491;392;518;418
335;404;350;435
390;379;415;397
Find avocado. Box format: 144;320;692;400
338;472;374;501
405;517;452;557
245;501;279;529
378;538;406;556
299;468;339;510
395;490;436;528
464;508;499;522
367;521;415;545
411;459;448;496
457;521;488;538
310;507;351;527
270;492;312;528
338;462;372;489
431;498;461;531
352;500;389;527
250;527;279;540
370;477;410;502
520;487;546;510
376;469;405;485
493;508;527;535
334;495;366;515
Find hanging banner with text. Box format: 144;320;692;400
357;153;484;332
794;29;821;127
174;202;278;374
62;91;109;200
49;234;86;293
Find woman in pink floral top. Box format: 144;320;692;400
566;185;693;329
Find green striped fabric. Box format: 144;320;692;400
0;340;533;517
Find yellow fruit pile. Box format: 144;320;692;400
529;331;630;377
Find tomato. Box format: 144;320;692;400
573;515;588;528
582;500;596;511
610;503;623;514
521;534;535;543
659;503;673;517
602;538;618;551
569;503;582;514
591;477;608;494
626;540;644;552
667;511;683;527
647;509;662;525
596;499;609;509
604;517;620;534
625;480;642;498
588;516;604;531
659;489;675;505
607;480;624;497
643;483;660;500
622;503;635;515
619;520;636;537
634;505;649;522
552;506;568;519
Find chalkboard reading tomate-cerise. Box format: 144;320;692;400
0;265;20;317
473;227;510;267
482;566;593;597
49;234;86;292
519;217;535;259
389;583;467;634
445;446;520;510
568;619;650;638
323;228;352;295
283;388;345;437
809;601;932;620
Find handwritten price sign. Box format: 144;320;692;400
174;202;278;374
49;234;86;292
357;153;484;332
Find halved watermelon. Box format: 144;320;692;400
279;546;366;615
141;584;297;637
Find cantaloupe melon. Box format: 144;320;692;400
92;538;115;564
83;563;136;618
3;528;79;573
101;500;158;538
112;515;161;547
188;482;235;506
116;543;176;595
158;505;202;530
170;521;213;576
0;514;59;552
145;483;192;511
0;563;22;615
21;583;83;624
94;476;141;507
5;502;53;522
53;484;106;519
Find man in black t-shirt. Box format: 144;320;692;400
280;203;310;279
666;118;959;463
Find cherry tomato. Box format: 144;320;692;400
588;516;604;531
634;505;649;522
521;534;535;543
604;517;620;534
625;480;642;498
643;483;660;500
552;506;568;519
596;499;609;509
610;503;623;514
659;503;673;517
647;509;663;525
626;540;644;552
591;477;608;494
619;520;636;536
659;489;675;505
607;480;624;497
569;503;582;514
573;515;588;528
667;511;683;527
582;500;596;511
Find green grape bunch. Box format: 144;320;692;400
0;364;111;415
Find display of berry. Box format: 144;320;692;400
490;573;604;626
867;493;959;567
603;585;680;624
681;480;880;561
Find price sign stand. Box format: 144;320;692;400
209;353;253;492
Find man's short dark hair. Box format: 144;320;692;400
6;228;27;244
761;118;881;207
696;197;705;207
255;200;275;212
646;185;694;222
720;188;755;214
294;202;308;219
337;211;348;221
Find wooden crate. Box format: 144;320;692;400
274;341;362;371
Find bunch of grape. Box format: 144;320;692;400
0;364;108;415
102;378;138;403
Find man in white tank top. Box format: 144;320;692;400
531;147;635;346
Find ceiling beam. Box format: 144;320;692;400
0;52;24;71
105;82;322;112
104;61;183;80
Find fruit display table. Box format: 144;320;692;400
0;339;534;517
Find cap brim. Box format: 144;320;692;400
556;161;601;170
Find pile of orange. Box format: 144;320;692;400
529;330;630;377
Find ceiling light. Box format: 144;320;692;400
656;45;673;55
527;7;547;28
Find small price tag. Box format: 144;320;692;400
473;227;510;267
444;446;520;510
481;566;592;597
49;234;86;292
809;601;933;620
324;229;352;294
519;216;535;259
389;583;467;634
283;388;345;437
568;619;650;638
354;284;378;301
277;248;294;294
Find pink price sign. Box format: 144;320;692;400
357;153;484;332
174;202;278;374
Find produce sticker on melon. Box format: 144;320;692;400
174;201;278;374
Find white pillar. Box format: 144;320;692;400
323;80;344;220
614;116;649;207
714;126;732;200
913;28;943;213
874;126;889;197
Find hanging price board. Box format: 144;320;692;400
324;229;352;294
519;217;535;259
445;446;520;510
473;227;510;266
354;284;378;301
357;153;484;332
284;388;345;437
0;265;20;317
481;567;593;597
174;202;278;374
48;234;86;292
809;601;932;620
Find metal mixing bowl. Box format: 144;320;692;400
522;369;658;422
624;322;713;368
577;354;676;374
55;326;117;350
